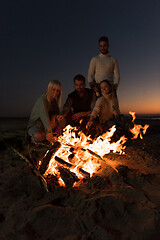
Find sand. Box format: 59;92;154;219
0;118;160;240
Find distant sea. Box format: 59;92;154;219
0;117;29;132
0;114;160;132
133;114;160;121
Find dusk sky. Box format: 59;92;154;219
1;0;160;117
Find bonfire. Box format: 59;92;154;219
36;112;149;189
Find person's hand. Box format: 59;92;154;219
56;115;64;121
72;112;90;121
46;132;53;142
93;86;99;92
86;119;94;128
72;112;82;121
46;127;54;142
83;111;91;117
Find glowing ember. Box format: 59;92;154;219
41;112;149;187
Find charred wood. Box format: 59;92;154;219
55;156;73;168
58;167;79;187
78;168;90;179
68;153;75;163
55;156;90;179
39;141;61;174
45;174;59;191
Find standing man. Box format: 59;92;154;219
62;74;96;128
88;36;120;96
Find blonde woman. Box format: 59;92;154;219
27;80;64;143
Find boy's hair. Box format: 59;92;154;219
98;36;109;44
46;80;62;107
73;74;85;83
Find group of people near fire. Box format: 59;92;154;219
27;36;122;144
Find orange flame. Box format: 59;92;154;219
43;112;149;187
129;112;149;139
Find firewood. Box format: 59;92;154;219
58;167;79;187
68;153;75;163
87;148;118;173
39;141;61;174
45;174;59;191
55;156;73;168
78;168;90;179
55;156;90;178
55;156;90;179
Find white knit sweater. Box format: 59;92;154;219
88;53;120;86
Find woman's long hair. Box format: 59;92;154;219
46;80;62;107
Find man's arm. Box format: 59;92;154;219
71;111;91;121
61;96;73;118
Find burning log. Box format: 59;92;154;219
39;141;61;175
55;156;73;168
55;156;90;179
87;148;118;173
68;153;75;163
45;174;60;191
58;167;79;187
87;148;103;160
78;168;90;179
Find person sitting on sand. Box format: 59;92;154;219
62;74;96;129
87;79;121;133
27;80;64;144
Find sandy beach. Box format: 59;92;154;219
0;117;160;240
